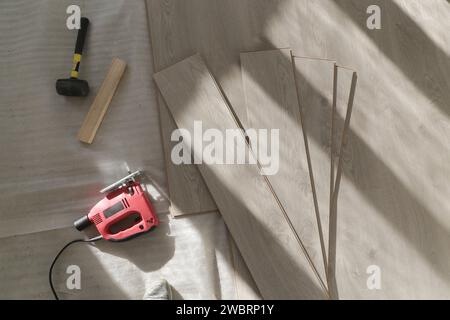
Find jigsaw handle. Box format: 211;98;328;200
107;223;147;242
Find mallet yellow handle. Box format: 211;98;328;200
71;53;82;78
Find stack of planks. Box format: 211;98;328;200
148;0;450;300
153;49;357;299
146;0;359;299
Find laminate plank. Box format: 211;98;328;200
292;57;336;273
241;49;327;284
331;67;357;193
158;98;217;216
228;236;261;300
146;0;217;216
328;67;357;298
154;54;327;299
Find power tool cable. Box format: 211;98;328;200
49;235;103;300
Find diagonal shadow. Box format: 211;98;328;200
334;0;450;118
284;63;450;298
251;0;450;299
240;24;450;292
241;42;450;297
148;0;450;299
225;40;450;298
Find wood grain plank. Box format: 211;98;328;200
328;67;357;298
154;54;327;299
78;58;127;144
228;236;261;300
146;0;217;216
331;67;357;193
292;57;336;275
241;49;327;284
158;98;217;216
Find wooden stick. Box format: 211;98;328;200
78;58;127;144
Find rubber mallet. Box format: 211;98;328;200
56;17;90;97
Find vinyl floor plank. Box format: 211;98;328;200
241;49;327;285
228;236;262;300
158;96;217;216
154;54;327;299
292;57;336;275
147;0;217;216
328;67;357;297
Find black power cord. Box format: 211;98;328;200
49;235;103;300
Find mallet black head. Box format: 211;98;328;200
56;78;90;97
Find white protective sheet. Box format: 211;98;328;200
0;213;245;299
0;0;259;299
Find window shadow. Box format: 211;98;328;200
148;0;450;299
333;0;450;118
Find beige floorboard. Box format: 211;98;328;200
241;49;327;284
293;57;336;273
146;1;217;216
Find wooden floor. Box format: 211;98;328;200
148;0;450;299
